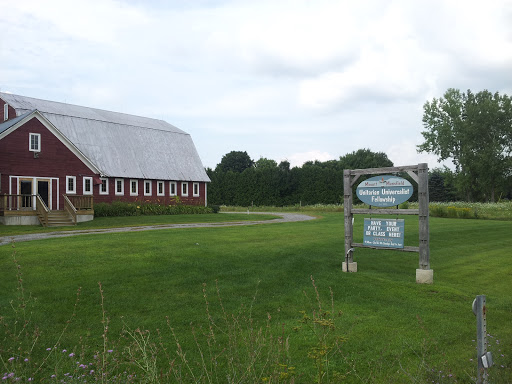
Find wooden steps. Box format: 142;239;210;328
39;210;76;227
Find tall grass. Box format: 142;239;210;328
222;201;512;220
1;213;511;383
427;201;512;220
2;247;510;383
1;250;348;383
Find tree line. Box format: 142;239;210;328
206;149;394;206
206;151;509;207
206;88;512;206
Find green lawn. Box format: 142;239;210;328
0;213;278;236
1;213;511;383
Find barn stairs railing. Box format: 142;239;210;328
36;195;50;226
1;194;91;227
66;195;93;211
63;195;77;225
1;194;35;212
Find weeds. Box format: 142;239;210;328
221;201;512;220
294;276;346;383
2;245;511;382
0;250;346;382
162;280;295;383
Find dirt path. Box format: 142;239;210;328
0;212;316;246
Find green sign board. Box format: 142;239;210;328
363;218;404;249
356;175;413;207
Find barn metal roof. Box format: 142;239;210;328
0;92;210;182
0;110;33;134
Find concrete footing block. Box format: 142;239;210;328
342;262;358;273
416;269;434;284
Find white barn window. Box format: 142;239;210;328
169;181;177;196
83;177;93;195
115;178;124;195
99;178;109;195
144;180;152;196
157;181;164;196
29;133;41;152
66;176;76;194
130;179;138;196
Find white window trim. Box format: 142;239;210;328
144;180;152;196
157;181;165;196
181;182;188;197
115;178;124;195
99;178;109;195
169;181;177;196
29;133;41;152
130;179;139;196
83;177;93;195
193;182;200;197
66;176;76;194
4;103;8;121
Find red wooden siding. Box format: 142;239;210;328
0;116;207;208
93;179;206;206
0;98;16;122
0;117;94;208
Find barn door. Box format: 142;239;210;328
37;180;50;209
19;179;33;208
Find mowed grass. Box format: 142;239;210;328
1;213;511;382
0;213;277;236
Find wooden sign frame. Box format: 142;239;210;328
343;163;432;283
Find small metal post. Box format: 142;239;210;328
473;295;490;384
345;248;354;272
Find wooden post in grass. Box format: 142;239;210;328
343;163;433;282
416;163;433;283
343;170;356;272
418;163;429;269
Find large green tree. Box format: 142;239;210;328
216;151;254;173
255;157;278;169
340;148;393;169
419;89;512;202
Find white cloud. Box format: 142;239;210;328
9;0;148;44
297;5;433;110
386;140;453;170
1;0;511;170
233;2;364;75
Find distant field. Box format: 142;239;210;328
1;212;511;383
223;201;512;220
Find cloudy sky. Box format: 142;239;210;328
1;0;511;169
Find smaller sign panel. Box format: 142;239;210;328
356;175;413;207
363;218;405;249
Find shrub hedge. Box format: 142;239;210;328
94;201;214;217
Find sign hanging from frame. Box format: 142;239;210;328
363;218;404;249
356;175;413;207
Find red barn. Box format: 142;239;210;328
0;92;210;226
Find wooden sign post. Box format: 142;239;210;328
343;163;433;284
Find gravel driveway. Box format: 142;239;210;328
0;212;316;246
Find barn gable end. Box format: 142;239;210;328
0;93;210;225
